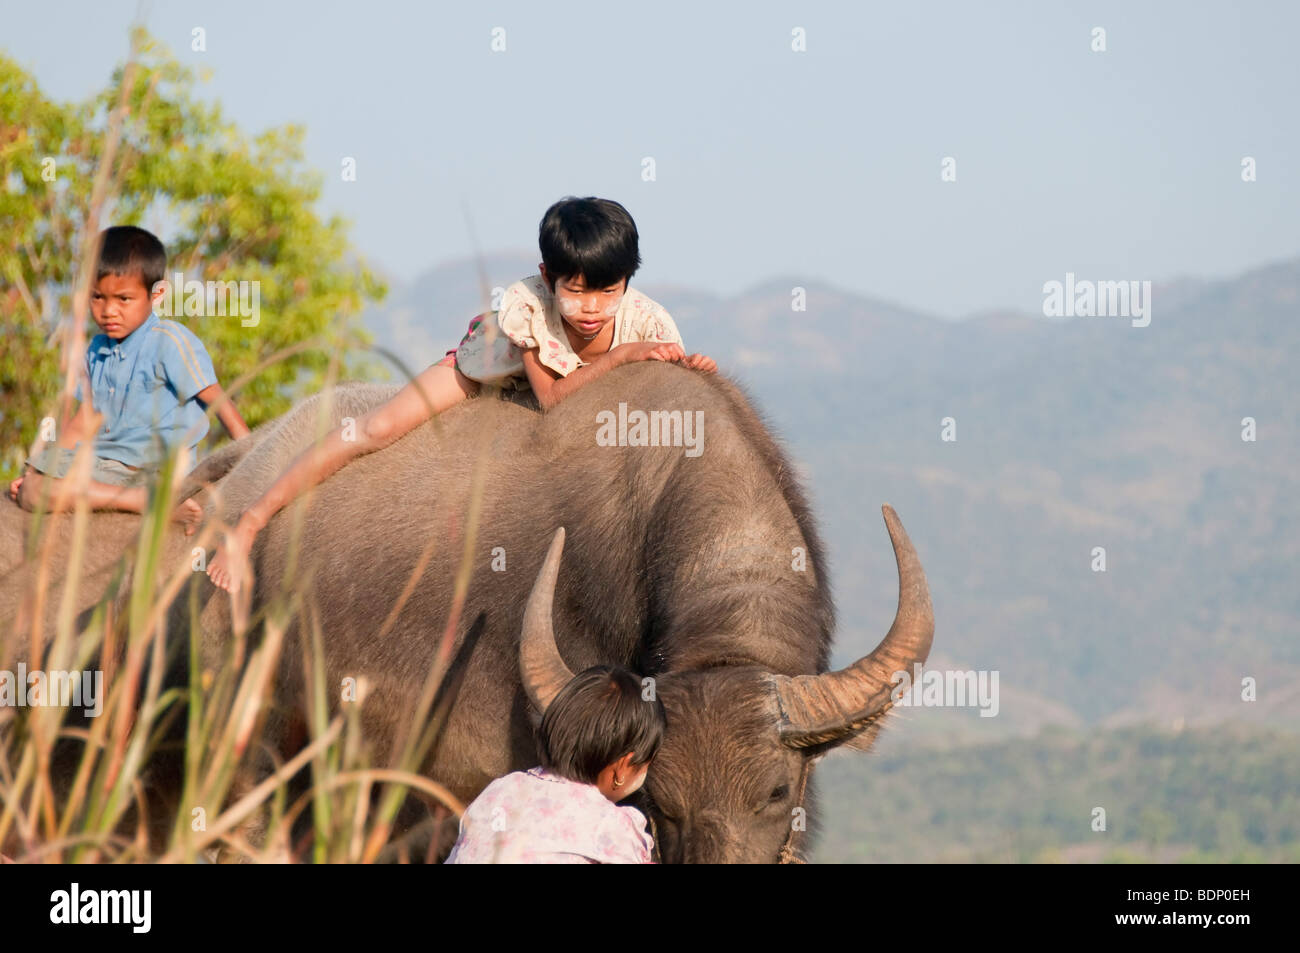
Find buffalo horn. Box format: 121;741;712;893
772;505;934;748
520;526;577;714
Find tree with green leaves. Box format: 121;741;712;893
0;27;385;480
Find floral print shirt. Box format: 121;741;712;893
444;767;656;864
447;275;683;389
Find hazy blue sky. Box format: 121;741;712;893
6;0;1298;317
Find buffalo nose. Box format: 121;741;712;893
681;813;737;864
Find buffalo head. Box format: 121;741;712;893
519;505;933;863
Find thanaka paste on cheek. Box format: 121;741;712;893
557;296;581;316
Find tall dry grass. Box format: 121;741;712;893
0;30;494;864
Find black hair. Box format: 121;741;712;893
538;196;641;292
95;225;167;291
538;665;666;785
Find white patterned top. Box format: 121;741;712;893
443;767;655;864
451;275;684;388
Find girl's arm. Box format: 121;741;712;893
205;362;476;591
523;341;685;411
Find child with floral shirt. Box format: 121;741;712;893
434;270;690;388
445;665;663;864
207;196;716;593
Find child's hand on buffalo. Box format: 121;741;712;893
615;341;685;365
682;353;717;373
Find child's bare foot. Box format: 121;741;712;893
207;522;256;593
174;497;204;533
7;477;22;503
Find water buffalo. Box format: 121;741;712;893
193;360;934;863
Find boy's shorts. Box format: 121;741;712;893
24;446;149;488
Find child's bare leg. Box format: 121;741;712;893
207;363;478;593
18;468;143;513
16;466;199;525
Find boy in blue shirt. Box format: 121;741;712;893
7;226;250;524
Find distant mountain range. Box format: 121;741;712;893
363;255;1300;745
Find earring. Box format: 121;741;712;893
613;776;624;788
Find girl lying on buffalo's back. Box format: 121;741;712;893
204;195;716;594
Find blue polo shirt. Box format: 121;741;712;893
79;314;217;469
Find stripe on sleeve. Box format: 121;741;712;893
153;323;208;390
